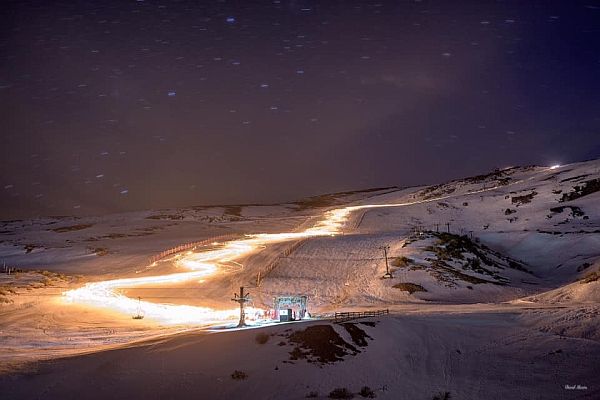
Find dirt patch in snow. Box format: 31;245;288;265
511;191;537;206
580;270;600;283
560;178;600;202
360;321;378;327
286;325;359;363
341;323;372;347
50;224;93;233
393;282;427;294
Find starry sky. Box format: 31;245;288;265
1;0;600;219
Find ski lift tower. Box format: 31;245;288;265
132;296;145;320
379;245;393;279
231;286;251;327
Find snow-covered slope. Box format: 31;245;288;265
2;314;599;400
0;188;396;273
256;159;600;307
1;159;600;384
1;160;599;309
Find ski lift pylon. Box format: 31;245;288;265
132;296;145;320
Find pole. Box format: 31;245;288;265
379;245;392;279
232;286;250;327
239;287;245;326
384;247;389;276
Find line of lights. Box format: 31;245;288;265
63;168;555;326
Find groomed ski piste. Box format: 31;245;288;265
1;159;599;399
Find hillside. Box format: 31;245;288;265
257;160;600;309
1;159;599;388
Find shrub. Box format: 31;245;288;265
580;270;600;284
392;282;426;294
432;391;451;400
391;256;413;268
92;247;109;256
329;387;354;399
577;262;591;272
255;332;269;344
511;191;537;205
560;178;600;202
51;224;93;233
231;370;247;380
359;386;376;398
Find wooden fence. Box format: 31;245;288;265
148;233;239;264
2;265;24;274
353;210;368;230
256;238;307;287
334;309;389;323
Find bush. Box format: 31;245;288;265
432;391;451;400
329;387;354;399
561;178;600;202
392;282;426;294
392;256;413;268
359;386;376;398
511;192;537;205
92;247;109;256
231;370;248;380
577;262;592;272
306;391;319;398
580;270;600;284
255;332;269;344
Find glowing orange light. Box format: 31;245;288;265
63;180;515;325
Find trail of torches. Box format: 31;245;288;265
63;205;357;325
63;176;538;326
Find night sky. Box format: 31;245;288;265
1;1;600;219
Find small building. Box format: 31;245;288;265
278;308;293;322
273;295;308;321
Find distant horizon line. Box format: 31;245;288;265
3;156;599;222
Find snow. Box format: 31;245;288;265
1;160;599;398
1;314;599;399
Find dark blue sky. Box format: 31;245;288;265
1;0;599;218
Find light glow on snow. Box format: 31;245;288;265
63;172;550;326
62;204;364;325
